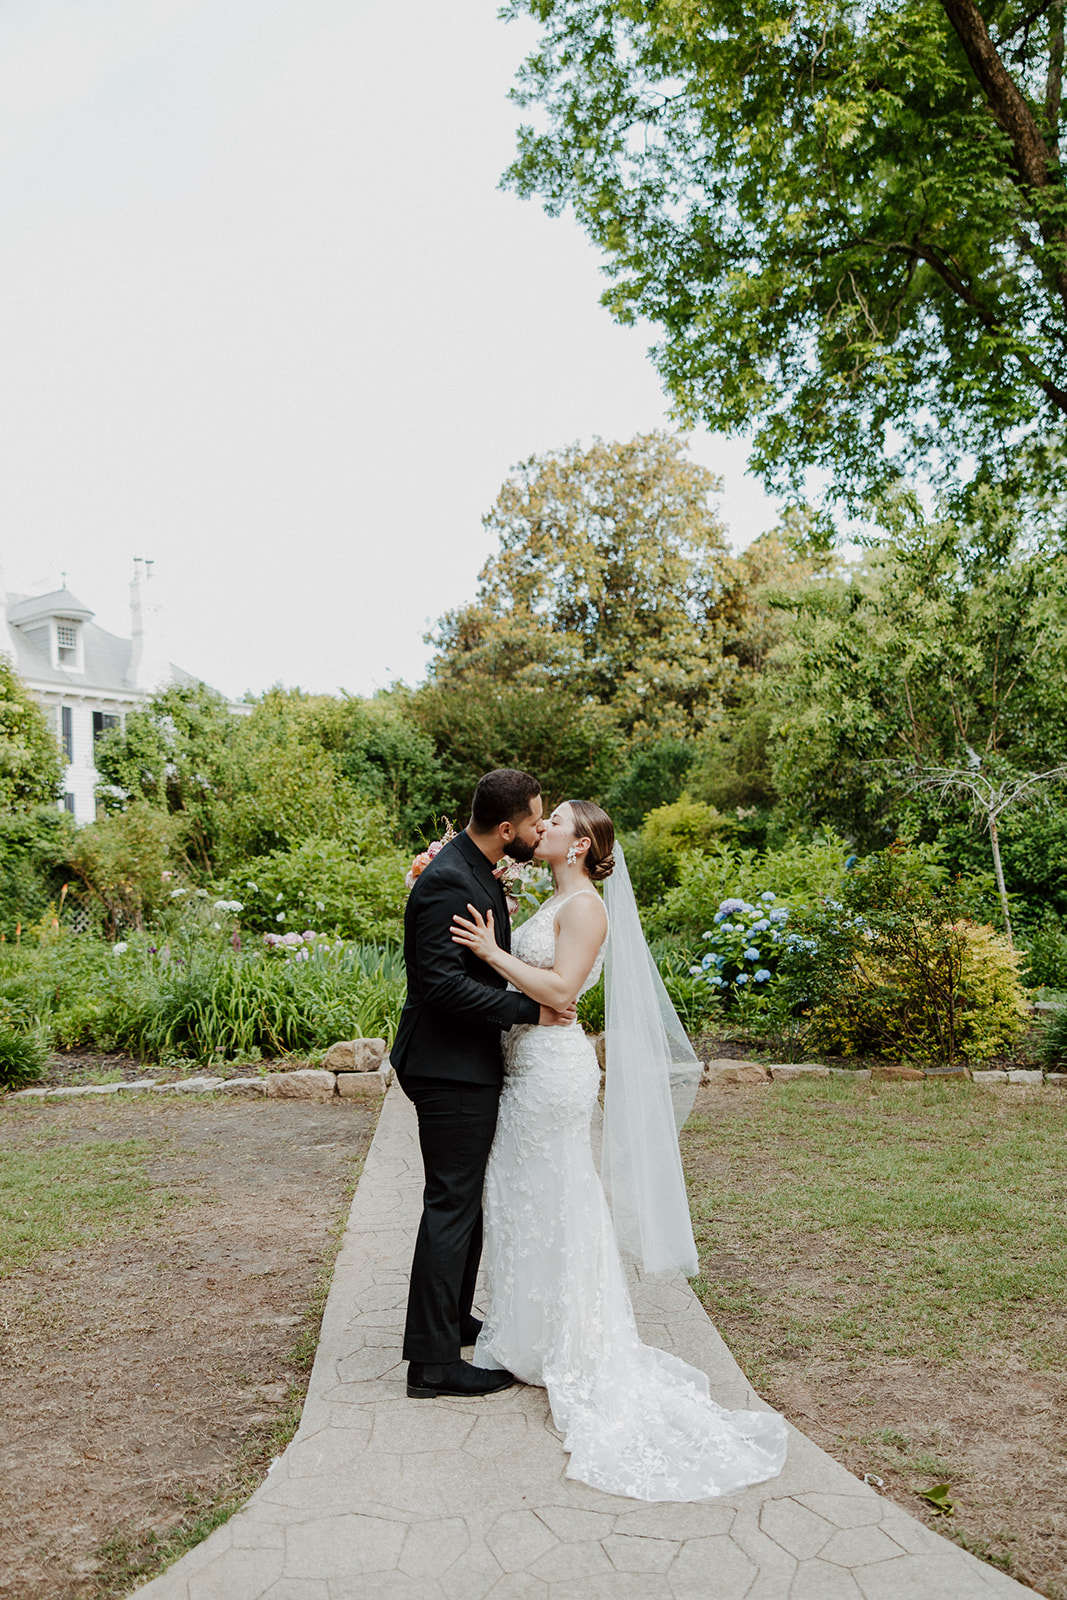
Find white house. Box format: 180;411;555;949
3;560;235;824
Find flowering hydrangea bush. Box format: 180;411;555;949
690;891;789;1000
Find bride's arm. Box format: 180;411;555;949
451;895;607;1010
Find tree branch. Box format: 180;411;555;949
939;0;1067;309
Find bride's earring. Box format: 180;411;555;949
566;845;579;867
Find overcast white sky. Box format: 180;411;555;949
0;0;780;701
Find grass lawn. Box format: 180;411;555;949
682;1077;1067;1596
0;1135;187;1276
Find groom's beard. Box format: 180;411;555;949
505;838;538;863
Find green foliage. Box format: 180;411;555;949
96;681;441;871
1039;1004;1067;1070
94;680;237;870
0;655;62;811
428;433;743;738
223;828;407;944
616;829;679;906
64;803;184;938
106;940;404;1063
0;923;405;1064
1017;911;1067;991
504;0;1067;510
605;737;694;830
645;835;853;943
0;1014;46;1089
764;515;1067;844
688;703;776;825
410;679;620;818
0;807;75;938
328;694;443;845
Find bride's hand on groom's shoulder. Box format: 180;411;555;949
451;904;497;964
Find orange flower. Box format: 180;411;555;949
409;850;433;879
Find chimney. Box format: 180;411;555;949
128;558;145;686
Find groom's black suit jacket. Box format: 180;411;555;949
391;831;540;1085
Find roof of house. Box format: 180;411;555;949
6;586;95;627
3;589;192;696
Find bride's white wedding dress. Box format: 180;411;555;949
473;891;788;1502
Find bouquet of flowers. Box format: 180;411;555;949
405;821;458;890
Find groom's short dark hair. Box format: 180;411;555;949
470;769;541;830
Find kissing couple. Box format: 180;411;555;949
390;768;787;1502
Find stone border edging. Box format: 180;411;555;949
6;1064;394;1104
700;1058;1067;1088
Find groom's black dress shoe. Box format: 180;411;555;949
460;1315;483;1345
407;1360;515;1399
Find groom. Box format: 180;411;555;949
391;768;575;1399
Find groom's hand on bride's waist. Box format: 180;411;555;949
539;1001;577;1027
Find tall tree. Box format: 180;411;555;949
430;433;742;738
762;507;1067;839
0;655;62;812
504;0;1067;509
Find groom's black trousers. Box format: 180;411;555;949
399;1075;499;1364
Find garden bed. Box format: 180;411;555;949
0;1093;377;1600
682;1076;1067;1598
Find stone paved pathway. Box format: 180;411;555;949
134;1084;1031;1600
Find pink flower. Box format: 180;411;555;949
427;840;445;858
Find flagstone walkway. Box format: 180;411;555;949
133;1084;1031;1600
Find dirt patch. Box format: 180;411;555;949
0;1095;378;1600
685;1083;1067;1598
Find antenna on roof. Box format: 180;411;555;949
61;571;67;588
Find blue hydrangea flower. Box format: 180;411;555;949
769;908;789;923
754;968;772;982
701;954;714;970
751;918;770;932
735;972;748;985
744;947;760;961
760;891;777;902
701;930;713;939
689;965;702;976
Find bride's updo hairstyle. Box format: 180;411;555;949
566;799;615;882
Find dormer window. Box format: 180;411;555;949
56;622;79;663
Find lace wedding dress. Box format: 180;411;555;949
473;892;788;1502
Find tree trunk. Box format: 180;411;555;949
989;816;1014;947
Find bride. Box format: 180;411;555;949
450;798;787;1503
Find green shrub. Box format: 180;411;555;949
812;918;1029;1062
64;803;184;937
0;1014;46;1089
772;851;1030;1063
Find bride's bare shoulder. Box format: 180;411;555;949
555;891;607;937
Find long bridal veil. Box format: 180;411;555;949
601;843;702;1277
